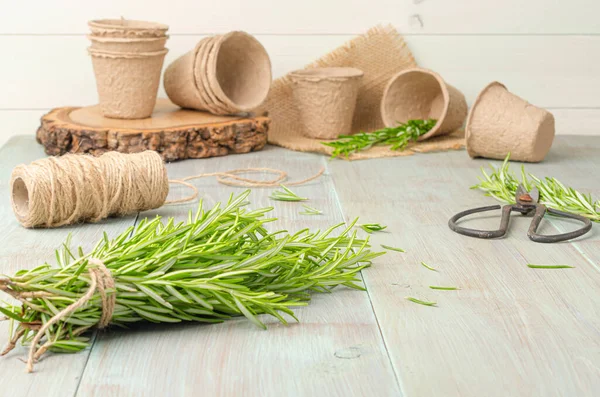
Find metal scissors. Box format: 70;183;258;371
448;184;592;243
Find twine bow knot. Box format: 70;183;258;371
26;259;115;373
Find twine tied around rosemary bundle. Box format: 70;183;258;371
10;151;325;228
0;258;115;372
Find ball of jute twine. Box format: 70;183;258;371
10;151;325;228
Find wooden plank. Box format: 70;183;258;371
2;35;600;110
0;137;139;394
0;0;598;34
75;146;401;396
327;138;600;396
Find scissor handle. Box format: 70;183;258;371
448;204;513;239
528;205;593;243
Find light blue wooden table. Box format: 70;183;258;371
0;136;598;396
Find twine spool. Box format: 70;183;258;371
11;151;170;228
10;151;325;229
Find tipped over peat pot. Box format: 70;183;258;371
381;68;468;140
465;82;555;162
164;31;272;115
289;67;364;140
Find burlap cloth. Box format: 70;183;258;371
258;25;465;160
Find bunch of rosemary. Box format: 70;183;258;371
322;119;437;159
472;155;600;222
0;191;384;369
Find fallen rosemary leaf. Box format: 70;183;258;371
527;264;574;269
269;185;307;202
359;223;387;233
429;286;460;290
0;191;385;365
405;297;437;307
322;119;438;159
420;261;438;272
472;154;600;222
299;204;322;216
381;244;405;253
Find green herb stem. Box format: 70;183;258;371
420;261;438;272
380;245;405;253
269;185;307;202
0;191;384;360
359;223;387;233
527;264;574;269
299;205;323;215
405;297;437;307
429;286;460;290
322;119;438;159
472;154;600;222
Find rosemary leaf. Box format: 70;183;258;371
420;262;438;272
380;245;405;253
527;264;574;269
429;286;460;290
359;223;387;233
322;119;438;159
269;185;307;202
472;154;600;222
405;297;437;307
299;205;323;216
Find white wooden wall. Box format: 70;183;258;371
1;0;599;147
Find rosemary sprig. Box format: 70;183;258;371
472;154;600;222
299;205;322;215
405;297;437;307
322;119;438;159
380;244;405;253
0;191;384;363
420;261;438;272
429;286;460;290
359;223;387;233
269;185;307;202
527;264;574;269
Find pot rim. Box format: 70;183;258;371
381;68;451;141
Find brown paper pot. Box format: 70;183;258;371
89;48;168;119
88;19;168;38
88;35;168;52
205;32;272;114
290;67;364;140
164;32;271;115
381;68;467;141
465;82;555;162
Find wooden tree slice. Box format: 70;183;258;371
36;99;270;162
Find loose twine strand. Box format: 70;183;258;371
11;151;325;228
166;167;325;204
25;259;114;373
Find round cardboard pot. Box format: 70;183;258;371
88;35;168;52
290;67;364;140
205;31;272;114
381;68;467;141
88;19;168;38
164;32;272;115
89;48;168;119
465;82;555;163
